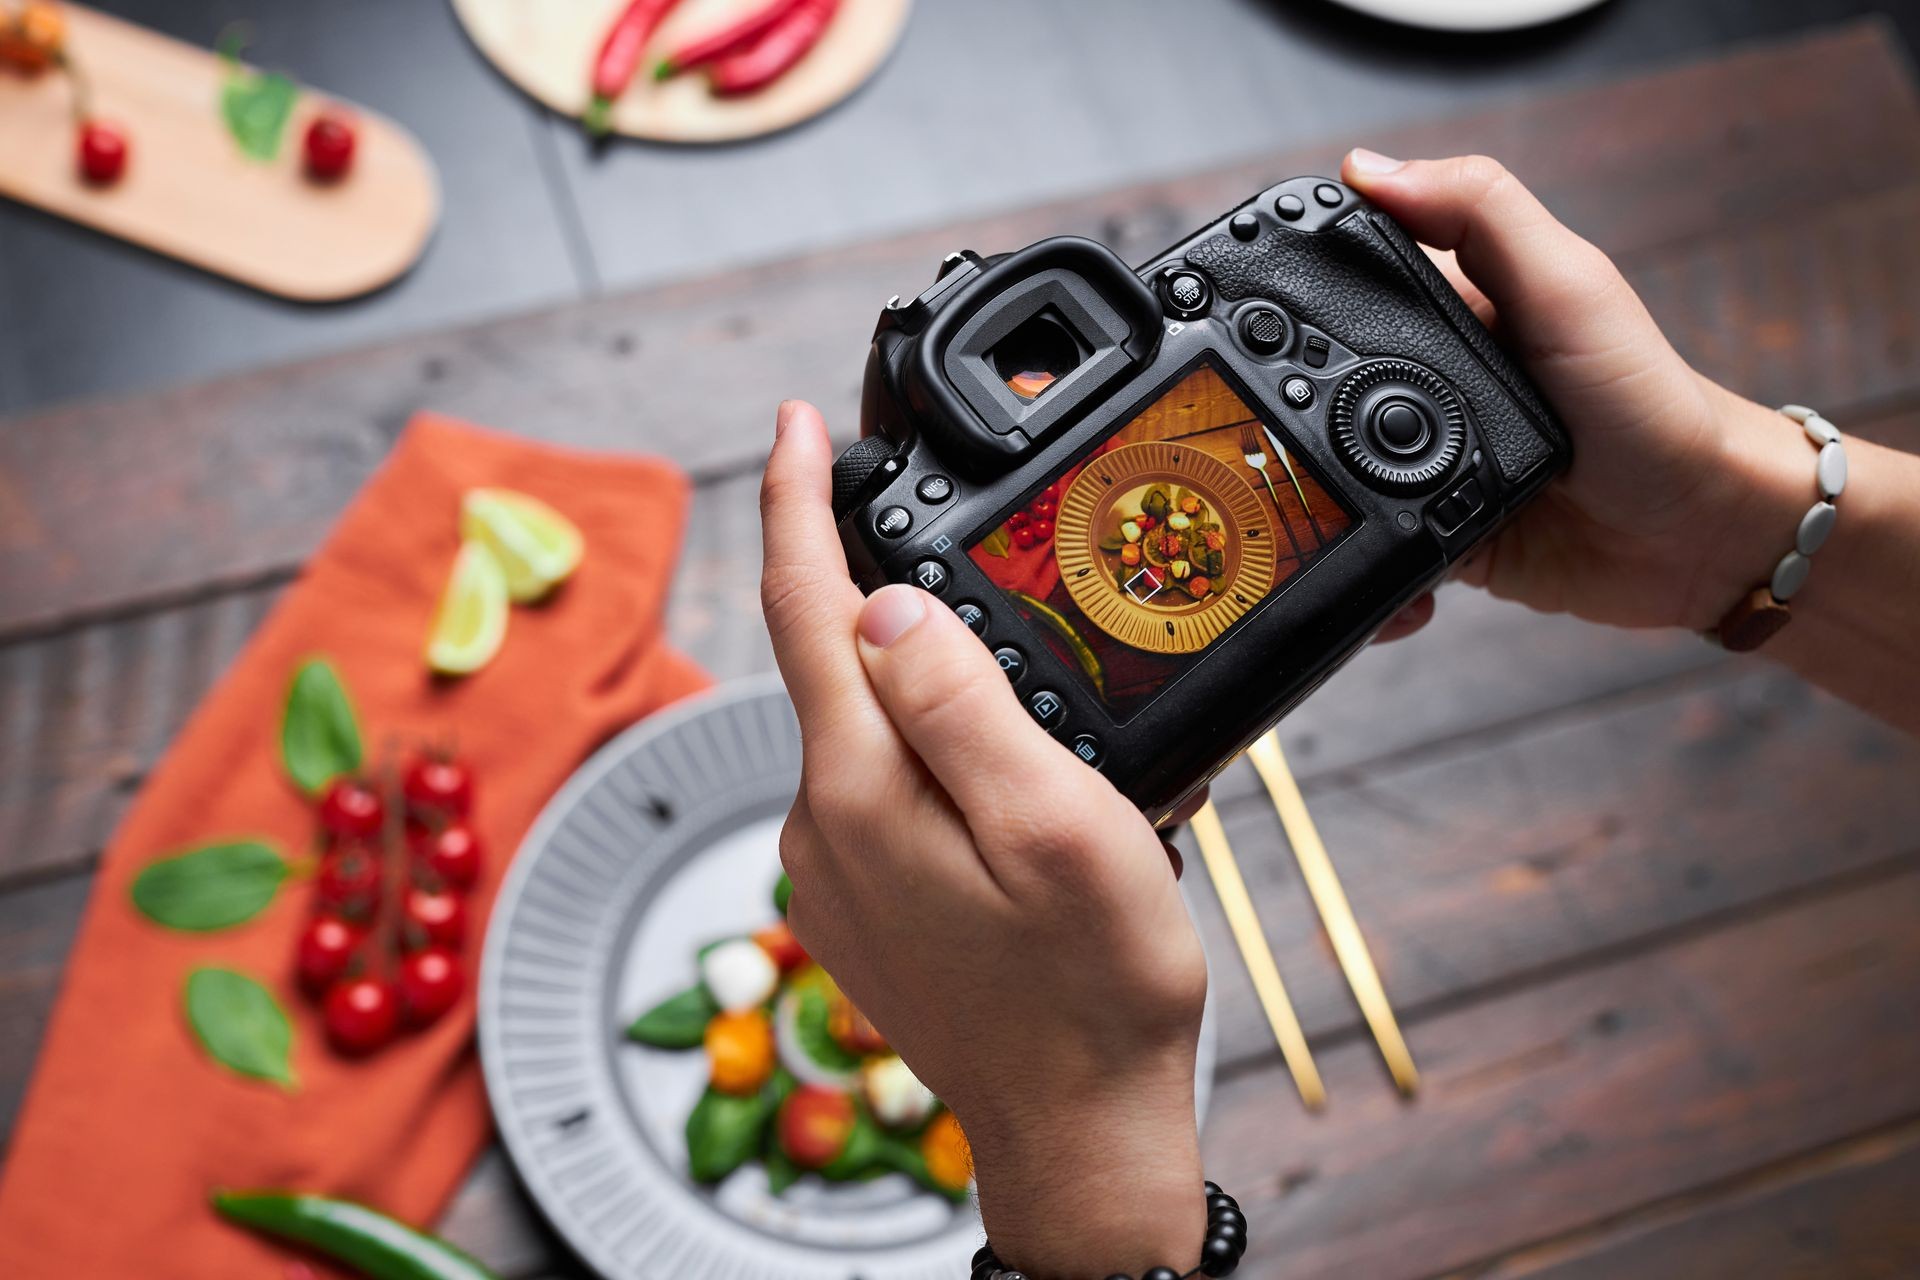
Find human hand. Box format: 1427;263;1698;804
1340;150;1820;640
760;399;1208;1278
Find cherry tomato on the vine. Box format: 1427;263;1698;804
295;915;364;995
398;947;463;1026
77;121;128;185
319;777;384;843
403;755;473;819
316;847;382;918
402;886;466;949
777;1085;856;1169
323;977;399;1055
413;822;482;891
303;111;356;182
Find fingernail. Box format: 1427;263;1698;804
775;399;800;438
857;585;927;649
1347;147;1405;175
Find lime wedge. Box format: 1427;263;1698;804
425;540;509;675
459;488;584;604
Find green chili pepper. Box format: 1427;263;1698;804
1009;591;1107;698
212;1191;498;1280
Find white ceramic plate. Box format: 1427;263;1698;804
1324;0;1610;32
480;677;1217;1280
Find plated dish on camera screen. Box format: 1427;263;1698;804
967;361;1354;721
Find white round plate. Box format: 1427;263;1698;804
1323;0;1610;32
480;677;1217;1280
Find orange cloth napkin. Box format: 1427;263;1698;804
0;415;711;1278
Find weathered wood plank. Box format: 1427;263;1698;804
1479;1119;1920;1278
0;873;88;1150
1202;864;1920;1280
1;24;1914;635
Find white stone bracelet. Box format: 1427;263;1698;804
1709;404;1845;652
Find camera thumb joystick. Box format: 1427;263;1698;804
831;436;902;521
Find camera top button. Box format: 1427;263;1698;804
1229;213;1261;242
1275;193;1306;221
916;474;953;504
875;506;913;539
1314;183;1344;208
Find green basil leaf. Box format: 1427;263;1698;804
876;1131;967;1201
764;1146;801;1196
281;657;363;795
685;1085;775;1183
219;33;297;164
626;985;717;1049
794;988;862;1074
773;872;792;917
131;840;288;931
980;526;1011;558
184;967;297;1089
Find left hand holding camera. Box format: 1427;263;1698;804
761;397;1208;1279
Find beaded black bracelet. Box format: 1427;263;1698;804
969;1181;1247;1280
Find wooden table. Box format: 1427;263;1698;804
5;21;1920;1279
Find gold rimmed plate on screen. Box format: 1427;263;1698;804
1056;442;1276;655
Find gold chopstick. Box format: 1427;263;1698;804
1247;731;1419;1096
1189;799;1326;1111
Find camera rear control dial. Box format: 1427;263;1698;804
1328;359;1467;494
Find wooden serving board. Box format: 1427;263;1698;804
452;0;910;143
0;5;438;301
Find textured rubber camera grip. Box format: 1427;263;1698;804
1185;208;1567;487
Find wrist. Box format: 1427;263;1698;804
958;1047;1205;1280
1682;384;1824;632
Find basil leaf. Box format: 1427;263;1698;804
820;1106;883;1181
131;840;288;931
877;1131;966;1201
773;873;792;917
626;985;716;1049
281;657;363;795
219;34;297;164
765;1146;801;1196
685;1085;775;1183
795;988;861;1073
980;526;1011;558
184;967;297;1089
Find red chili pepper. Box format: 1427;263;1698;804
707;0;839;97
653;0;805;80
586;0;685;135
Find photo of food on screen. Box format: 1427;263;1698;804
967;361;1353;721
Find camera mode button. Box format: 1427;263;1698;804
953;600;988;635
1275;193;1306;221
913;560;950;595
1027;689;1068;730
875;506;913;539
1229;212;1261;242
1314;182;1345;208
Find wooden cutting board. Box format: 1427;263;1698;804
0;5;438;301
452;0;910;143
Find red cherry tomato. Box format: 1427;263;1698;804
752;920;808;973
1006;511;1030;531
1033;519;1055;542
295;915;364;996
403;886;466;949
1135;514;1157;531
324;977;399;1055
403;755;474;819
316;847;382;919
398;947;464;1026
303;111;356;181
77;120;128;185
1012;527;1037;550
1030;499;1057;520
415;822;483;891
1041;481;1060;501
777;1085;856;1169
319;778;385;843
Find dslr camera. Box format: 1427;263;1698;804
831;176;1571;823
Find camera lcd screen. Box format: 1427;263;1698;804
966;359;1355;721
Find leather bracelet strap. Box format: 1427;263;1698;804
1709;405;1846;653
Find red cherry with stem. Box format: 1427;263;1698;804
398;948;463;1026
316;847;382;919
295;915;364;996
403;886;466;949
403;755;473;820
319;777;384;843
415;822;482;891
1031;498;1057;520
303;111;356;181
77;121;128;185
323;977;399;1055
